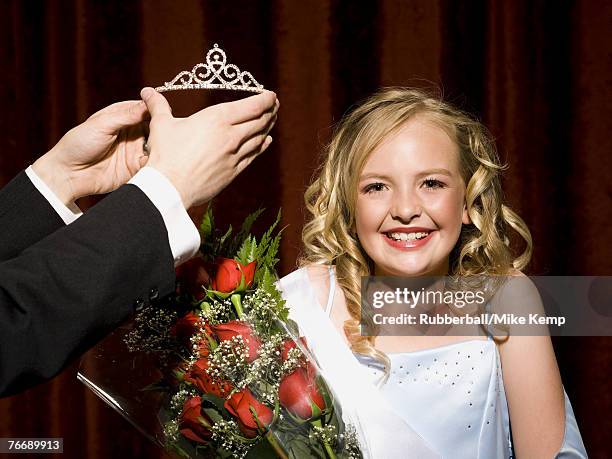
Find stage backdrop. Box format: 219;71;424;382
0;1;610;457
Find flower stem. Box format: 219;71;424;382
311;419;337;459
231;293;245;319
265;431;289;459
323;440;337;459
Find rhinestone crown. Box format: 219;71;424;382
155;44;264;93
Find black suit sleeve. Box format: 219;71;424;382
0;183;176;397
0;171;65;261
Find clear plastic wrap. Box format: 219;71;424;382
78;209;364;459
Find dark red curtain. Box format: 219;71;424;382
1;1;610;457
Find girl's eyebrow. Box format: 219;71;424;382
359;168;454;181
358;172;393;181
416;168;453;177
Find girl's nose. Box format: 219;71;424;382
390;191;422;223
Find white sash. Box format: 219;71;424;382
278;269;441;459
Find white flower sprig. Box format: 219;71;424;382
207;335;250;387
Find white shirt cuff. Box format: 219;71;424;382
25;165;83;224
129;166;200;266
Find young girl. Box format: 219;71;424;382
279;88;587;458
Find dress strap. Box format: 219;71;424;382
484;300;494;341
325;266;336;317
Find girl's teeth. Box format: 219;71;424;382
389;232;429;241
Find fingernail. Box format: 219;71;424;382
140;87;153;99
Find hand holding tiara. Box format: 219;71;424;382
140;87;277;208
155;44;264;94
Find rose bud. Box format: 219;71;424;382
212;321;261;362
179;396;213;444
279;365;326;419
175;257;211;300
184;358;233;398
224;389;273;438
211;257;257;293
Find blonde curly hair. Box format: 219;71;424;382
300;87;532;374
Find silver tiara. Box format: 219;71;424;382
155;44;264;93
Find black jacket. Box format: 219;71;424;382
0;172;176;397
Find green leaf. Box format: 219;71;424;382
172;443;193;458
202;406;224;423
206;288;234;301
139;379;170;393
285;437;318;458
230;207;265;255
245;437;279;459
256;267;289;321
254;210;282;263
199;203;214;242
218;224;234;255
310;401;322;419
236;235;258;265
200;393;227;413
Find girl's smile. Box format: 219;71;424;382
382;226;435;249
355;115;470;277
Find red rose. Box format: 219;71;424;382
281;337;308;362
179;396;212;444
212;321;261;362
170;312;201;343
211;257;256;293
224;389;273;438
176;257;211;300
184;358;233;398
279;365;326;419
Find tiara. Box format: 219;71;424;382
155;44;264;93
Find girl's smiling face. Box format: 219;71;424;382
355;115;470;277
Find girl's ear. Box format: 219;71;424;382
462;202;471;225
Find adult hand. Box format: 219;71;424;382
32;101;150;204
140;87;278;209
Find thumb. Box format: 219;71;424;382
140;87;172;119
87;100;148;133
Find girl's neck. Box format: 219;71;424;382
373;260;450;277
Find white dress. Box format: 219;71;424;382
278;267;588;459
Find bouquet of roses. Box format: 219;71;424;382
116;207;362;459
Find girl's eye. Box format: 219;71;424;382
363;182;387;194
422;178;445;189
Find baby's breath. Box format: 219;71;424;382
243;287;282;334
235;333;284;404
163;419;180;444
339;425;362;459
309;424;337;445
124;306;178;363
210;420;251;458
207;335;250;387
200;297;235;324
280;347;306;377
